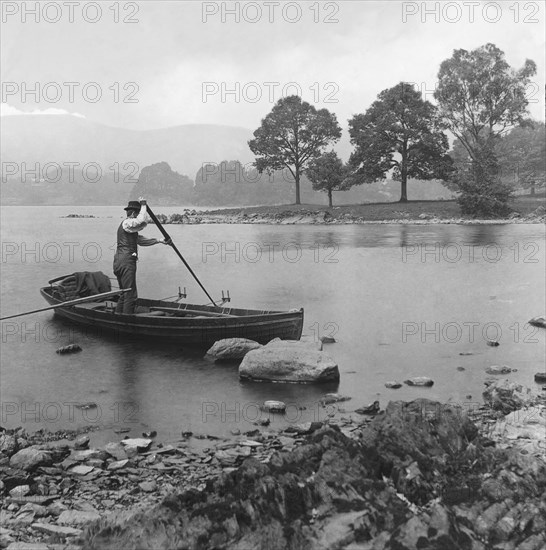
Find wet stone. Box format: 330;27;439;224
68;465;94;476
73;435;90;450
405;377;434;387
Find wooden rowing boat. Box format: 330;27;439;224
39;275;304;346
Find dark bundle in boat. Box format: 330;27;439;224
51;272;111;302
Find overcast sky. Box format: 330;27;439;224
1;1;544;130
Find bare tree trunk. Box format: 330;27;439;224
328;190;333;208
400;141;408;202
295;165;301;205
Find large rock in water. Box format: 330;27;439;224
206;338;262;361
239;345;339;383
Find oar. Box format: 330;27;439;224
0;289;129;321
146;205;218;307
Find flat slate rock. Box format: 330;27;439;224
139;481;157;492
6;543;50;550
107;459;129;471
104;442;128;460
238;440;263;447
58;509;101;525
31;522;82;537
120;438;152;451
72;449;102;461
68;465;94;475
6;495;58;506
9;448;52;471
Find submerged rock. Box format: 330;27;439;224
385;381;403;389
239;347;339;383
56;344;82;354
534;372;546;383
355;400;380;415
262;400;286;413
485;365;514;375
404;377;434;387
528;316;546;329
320;393;351;404
206;338;262;361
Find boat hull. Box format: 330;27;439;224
40;287;304;346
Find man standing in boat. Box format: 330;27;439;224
114;197;171;314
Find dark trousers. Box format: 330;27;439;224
113;258;137;314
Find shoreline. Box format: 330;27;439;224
1;378;544;549
152;203;546;226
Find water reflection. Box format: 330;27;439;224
1;206;544;441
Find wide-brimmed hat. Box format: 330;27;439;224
124;200;141;212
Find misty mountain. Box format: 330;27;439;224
1;115;255;178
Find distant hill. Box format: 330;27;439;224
1;114;254;178
1;115;455;205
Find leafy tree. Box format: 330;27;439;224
306;151;348;207
434;43;537;216
497;122;545;195
348;82;452;202
248;96;342;204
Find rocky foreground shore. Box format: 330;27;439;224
1;379;545;550
155;206;546;226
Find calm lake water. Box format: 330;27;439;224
1;206;545;447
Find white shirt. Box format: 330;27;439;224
122;205;158;247
122;204;148;233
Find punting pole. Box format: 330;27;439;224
0;289;130;321
146;205;218;307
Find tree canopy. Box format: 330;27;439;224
248;96;342;204
497;122;545;194
348;82;452;202
434;44;537;216
306;151;348;207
